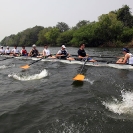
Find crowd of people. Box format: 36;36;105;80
0;43;133;64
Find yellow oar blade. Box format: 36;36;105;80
73;74;85;81
20;64;30;69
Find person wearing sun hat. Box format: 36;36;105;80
116;48;133;64
28;44;39;57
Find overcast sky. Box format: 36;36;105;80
0;0;133;41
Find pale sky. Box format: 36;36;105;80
0;0;133;41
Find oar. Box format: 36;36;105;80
71;55;121;58
20;57;44;69
73;59;88;81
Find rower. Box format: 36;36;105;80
0;46;5;55
56;45;74;60
77;43;96;62
116;48;133;64
5;46;11;55
21;46;28;56
11;45;20;56
28;44;39;57
42;44;56;58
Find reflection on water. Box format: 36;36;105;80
72;80;84;87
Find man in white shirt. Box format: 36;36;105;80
11;45;20;56
43;44;51;57
5;46;11;55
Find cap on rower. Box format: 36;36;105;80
32;44;36;47
1;46;3;48
122;48;129;53
62;45;66;48
6;46;9;48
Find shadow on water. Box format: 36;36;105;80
71;80;84;87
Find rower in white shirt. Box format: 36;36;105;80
42;44;56;58
5;46;11;55
11;45;20;56
0;46;5;55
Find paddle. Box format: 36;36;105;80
73;58;88;81
20;57;44;69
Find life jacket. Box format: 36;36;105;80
60;50;68;56
21;49;27;56
31;49;38;57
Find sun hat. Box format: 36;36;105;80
62;45;66;48
122;48;129;53
32;44;36;47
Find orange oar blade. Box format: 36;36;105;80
73;74;85;81
20;64;30;69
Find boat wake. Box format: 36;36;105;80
8;69;48;81
0;64;15;69
103;91;133;115
84;78;94;84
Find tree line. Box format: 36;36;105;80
1;5;133;47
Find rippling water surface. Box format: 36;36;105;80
0;47;133;133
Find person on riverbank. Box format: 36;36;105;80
77;43;96;62
5;46;11;55
56;45;74;60
21;46;28;56
28;44;39;57
116;48;133;64
0;46;5;55
11;45;20;56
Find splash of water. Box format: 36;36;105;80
0;64;15;69
84;78;94;85
103;91;133;115
8;69;48;81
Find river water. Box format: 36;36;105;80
0;47;133;133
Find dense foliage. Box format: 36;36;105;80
1;5;133;47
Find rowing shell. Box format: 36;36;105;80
1;55;133;69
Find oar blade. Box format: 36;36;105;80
73;74;85;81
20;64;30;69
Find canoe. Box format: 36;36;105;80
0;55;133;70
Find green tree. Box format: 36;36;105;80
56;22;69;32
37;27;52;45
116;5;133;28
45;28;60;45
57;30;74;46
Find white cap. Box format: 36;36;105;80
6;46;9;48
1;46;3;48
32;44;36;47
62;45;66;48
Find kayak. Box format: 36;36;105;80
1;55;133;70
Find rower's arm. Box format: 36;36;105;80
116;54;129;64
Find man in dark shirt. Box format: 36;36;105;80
78;43;96;62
